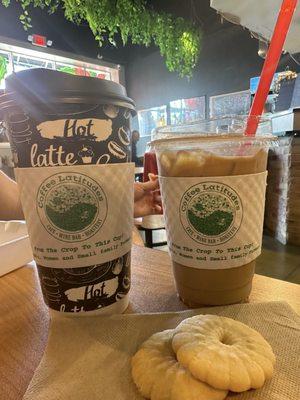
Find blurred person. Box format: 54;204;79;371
132;130;144;167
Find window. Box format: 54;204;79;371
0;51;11;89
0;42;119;89
137;106;167;137
209;91;251;118
56;64;111;80
13;54;55;72
85;67;110;80
170;97;206;125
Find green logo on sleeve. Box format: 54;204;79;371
46;185;98;231
37;173;107;242
180;182;242;245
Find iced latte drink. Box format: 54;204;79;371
153;118;274;306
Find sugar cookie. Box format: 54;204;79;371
172;315;275;392
131;329;227;400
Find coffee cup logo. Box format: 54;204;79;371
78;145;94;164
180;182;243;246
37;172;107;242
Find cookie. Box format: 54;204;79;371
131;329;227;400
172;315;276;392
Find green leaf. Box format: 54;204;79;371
0;0;202;77
0;55;8;81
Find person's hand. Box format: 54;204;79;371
134;174;162;218
0;171;24;220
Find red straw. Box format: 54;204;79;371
245;0;298;136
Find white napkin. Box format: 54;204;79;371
24;301;300;400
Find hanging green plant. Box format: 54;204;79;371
0;0;202;77
0;55;7;82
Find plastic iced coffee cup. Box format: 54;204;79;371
0;69;135;315
153;117;276;306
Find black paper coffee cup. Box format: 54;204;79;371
2;69;135;168
1;69;135;315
